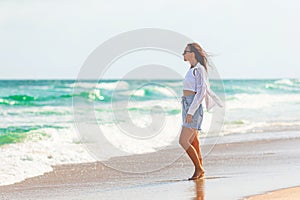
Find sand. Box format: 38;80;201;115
0;131;300;200
246;186;300;200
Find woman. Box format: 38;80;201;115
179;43;223;180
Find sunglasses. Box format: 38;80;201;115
182;50;192;55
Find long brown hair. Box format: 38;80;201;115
188;43;209;72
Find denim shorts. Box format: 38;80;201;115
181;94;203;130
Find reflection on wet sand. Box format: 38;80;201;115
193;178;205;200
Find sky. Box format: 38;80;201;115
0;0;299;79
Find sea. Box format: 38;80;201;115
1;78;300;185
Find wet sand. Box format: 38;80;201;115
246;186;300;200
0;131;300;200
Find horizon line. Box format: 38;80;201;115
0;77;298;81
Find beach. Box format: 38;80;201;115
246;186;300;200
1;79;299;199
1;0;300;197
1;130;300;200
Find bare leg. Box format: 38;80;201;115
190;129;205;175
179;127;204;180
191;130;201;160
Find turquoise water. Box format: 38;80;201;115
0;78;300;186
0;78;300;145
0;79;299;105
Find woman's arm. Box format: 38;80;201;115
187;67;206;116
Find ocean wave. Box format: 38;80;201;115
98;81;129;90
225;93;300;109
0;126;95;186
0;131;27;146
129;86;176;98
224;85;261;94
222;120;300;135
0;87;178;107
0;95;38;106
66;82;98;89
265;78;300;92
0;125;65;146
274;78;296;86
0;90;110;106
0;106;72;118
164;81;183;87
222;79;300;95
265;84;300;92
66;81;129;90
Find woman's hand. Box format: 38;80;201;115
185;114;193;123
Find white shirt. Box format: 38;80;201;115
183;62;224;115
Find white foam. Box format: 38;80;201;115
100;114;182;154
129;89;145;97
150;86;176;97
265;78;300;92
226;93;300;110
222;120;300;135
97;81;129;90
0;126;95;186
2;92;300;186
0;106;72;128
68;82;97;89
67;81;129;91
265;84;300;92
122;86;176;98
164;81;182;87
0;98;16;105
19;85;54;90
274;78;294;86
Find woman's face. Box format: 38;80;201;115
182;46;194;62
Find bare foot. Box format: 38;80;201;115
199;171;205;178
188;169;204;180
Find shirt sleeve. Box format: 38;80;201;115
187;67;206;115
